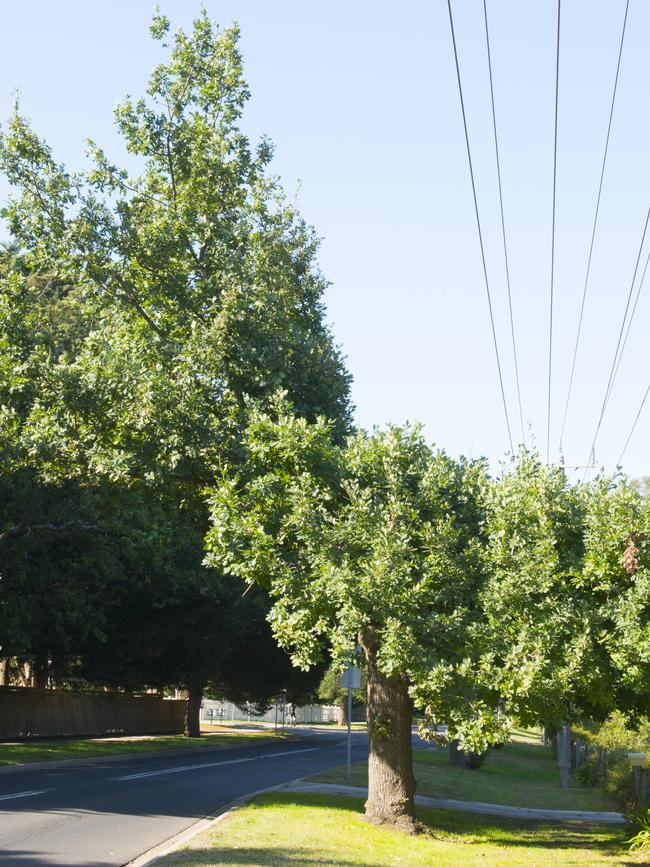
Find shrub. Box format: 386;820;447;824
576;756;605;788
606;760;635;812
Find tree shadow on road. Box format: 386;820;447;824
0;851;112;866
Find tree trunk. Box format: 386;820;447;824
361;626;416;826
184;684;203;737
557;723;571;789
0;659;8;686
32;654;49;689
338;693;348;727
449;739;464;765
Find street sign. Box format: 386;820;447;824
339;667;361;689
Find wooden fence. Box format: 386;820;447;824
0;686;186;739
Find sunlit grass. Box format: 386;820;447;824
158;792;638;866
309;726;614;811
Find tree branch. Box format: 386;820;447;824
0;520;100;545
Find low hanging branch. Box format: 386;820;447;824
0;520;100;545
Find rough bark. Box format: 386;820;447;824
361;626;416;826
0;659;8;686
557;723;571;789
184;684;203;737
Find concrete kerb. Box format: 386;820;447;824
126;779;303;866
284;781;627;825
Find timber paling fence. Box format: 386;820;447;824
0;686;186;740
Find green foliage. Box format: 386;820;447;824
574;711;650;810
479;451;589;726
370;713;393;740
575;711;650;756
206;409;535;753
606;760;636;812
317;661;366;705
0;11;350;705
576;756;605;788
627;808;650;852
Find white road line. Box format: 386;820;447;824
112;747;320;782
113;757;255;781
0;789;48;802
256;748;319;760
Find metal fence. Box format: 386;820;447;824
0;686;186;740
201;700;340;725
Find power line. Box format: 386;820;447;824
482;0;525;445
547;0;561;465
446;0;514;454
609;244;650;397
582;207;650;480
559;0;630;448
618;382;650;466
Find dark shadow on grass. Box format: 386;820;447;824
415;806;634;863
165;849;383;866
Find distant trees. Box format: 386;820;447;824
317;662;366;726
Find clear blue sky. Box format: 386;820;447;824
2;1;649;479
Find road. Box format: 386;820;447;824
0;727;369;866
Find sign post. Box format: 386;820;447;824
339;663;361;781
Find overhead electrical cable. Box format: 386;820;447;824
582;207;650;480
482;0;525;445
446;0;514;454
547;0;561;464
559;0;630;448
618;382;650;466
447;0;514;452
609;245;650;397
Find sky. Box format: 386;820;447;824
1;1;649;480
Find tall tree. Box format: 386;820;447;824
480;452;588;729
481;456;650;784
580;476;650;716
0;12;350;730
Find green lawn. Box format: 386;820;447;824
309;728;615;812
156;792;639;866
0;730;284;766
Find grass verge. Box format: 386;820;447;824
156;792;638;866
309;727;614;812
0;730;285;766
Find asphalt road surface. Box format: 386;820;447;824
0;727;370;866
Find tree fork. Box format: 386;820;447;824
361;625;417;826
